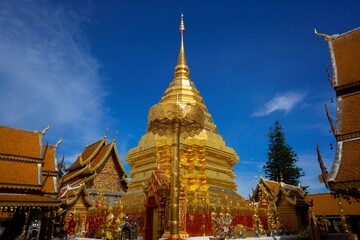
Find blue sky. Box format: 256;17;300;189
0;0;359;197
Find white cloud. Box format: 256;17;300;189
0;1;110;158
253;91;306;117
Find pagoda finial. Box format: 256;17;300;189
180;12;185;34
174;13;190;79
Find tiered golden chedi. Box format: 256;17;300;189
122;15;248;238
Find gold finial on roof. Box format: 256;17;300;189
41;122;50;135
174;13;190;80
104;128;109;138
112;130;118;142
314;29;330;41
55;136;62;148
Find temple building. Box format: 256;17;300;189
315;27;360;200
308;193;360;237
0;125;62;239
251;177;311;233
59;134;128;236
121;15;251;239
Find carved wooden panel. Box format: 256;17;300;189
93;152;125;192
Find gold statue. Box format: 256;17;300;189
252;201;264;237
105;206;114;239
267;198;280;231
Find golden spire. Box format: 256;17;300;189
174;13;190;79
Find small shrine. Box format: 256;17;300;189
251;177;311;235
59;133;128;238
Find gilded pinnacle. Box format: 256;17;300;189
174;13;190;80
179;13;185;33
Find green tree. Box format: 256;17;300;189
263;120;304;186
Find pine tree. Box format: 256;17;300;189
263;120;304;186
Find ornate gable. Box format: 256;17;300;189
143;167;170;206
60;137;128;210
90;148;127;192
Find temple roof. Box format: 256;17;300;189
66;138;106;171
252;177;311;207
326;27;360;87
317;27;360;198
0;193;60;207
261;178;281;196
328;139;360;186
0;125;44;159
279;182;311;206
61;136;128;190
0;160;40;189
59;183;92;207
0;125;60;194
308;193;360;216
0;125;61;209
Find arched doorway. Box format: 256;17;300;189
145;196;157;240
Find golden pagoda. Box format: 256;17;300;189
121;14;250;239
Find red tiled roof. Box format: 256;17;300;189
324;27;360;198
308;193;360;216
62;165;89;184
0;159;40;187
0;193;60;207
339;94;360;135
43;146;56;172
0;126;42;159
263;179;280;194
89;143;111;170
281;184;311;206
331;28;360;87
42;175;57;194
256;178;310;206
330;139;360;183
63;142;112;183
67;138;105;171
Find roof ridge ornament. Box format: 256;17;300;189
314;28;339;41
104;128;109;138
112;130;118;142
41;122;50;135
55;136;62;148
